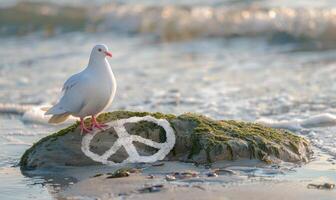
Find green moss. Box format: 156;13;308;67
19;123;78;168
177;113;307;162
20;111;309;168
97;110;176;123
20;111;175;168
106;168;131;178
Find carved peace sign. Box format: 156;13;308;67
81;116;176;165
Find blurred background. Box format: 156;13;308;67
2;0;336;199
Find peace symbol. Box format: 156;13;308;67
81;115;176;165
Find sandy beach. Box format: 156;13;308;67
23;148;331;200
2;1;336;199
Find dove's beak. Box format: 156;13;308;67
104;51;112;57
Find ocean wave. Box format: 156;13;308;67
256;113;336;158
256;113;336;131
2;135;32;146
0;2;89;36
0;103;76;125
3;2;336;43
99;4;336;42
0;103;33;114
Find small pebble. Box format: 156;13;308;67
106;169;130;179
165;175;176;181
139;184;164;193
192;185;206;190
204;164;212;169
206;171;218;177
152;162;165;167
118;192;128;196
173;170;199;179
147;174;155;179
128;168;142;173
92;173;103;178
307;183;335;190
214;168;236;175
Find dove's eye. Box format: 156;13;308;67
98;48;102;52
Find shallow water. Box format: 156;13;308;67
2;0;336;199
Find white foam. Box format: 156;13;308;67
300;113;336;128
6;131;45;136
2;136;31;146
256;113;336;130
81;115;176;165
0;103;74;125
21;105;76;125
256;118;302;131
0;103;32;115
22;106;53;124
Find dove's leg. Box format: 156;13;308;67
80;118;91;134
91;115;108;130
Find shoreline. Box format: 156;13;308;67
28;148;334;200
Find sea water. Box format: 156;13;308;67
2;0;336;199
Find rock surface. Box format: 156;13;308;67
20;111;312;170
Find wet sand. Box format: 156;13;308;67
59;173;336;200
51;150;336;200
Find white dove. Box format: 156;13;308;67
45;44;117;134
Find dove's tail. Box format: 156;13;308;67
44;104;71;124
45;104;66;115
48;113;70;124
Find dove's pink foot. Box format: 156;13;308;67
80;118;91;134
91;115;108;130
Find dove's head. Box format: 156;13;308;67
91;44;112;59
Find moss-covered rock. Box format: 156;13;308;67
20;111;312;170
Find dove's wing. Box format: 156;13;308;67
62;72;82;92
46;71;90;116
57;72;91;114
